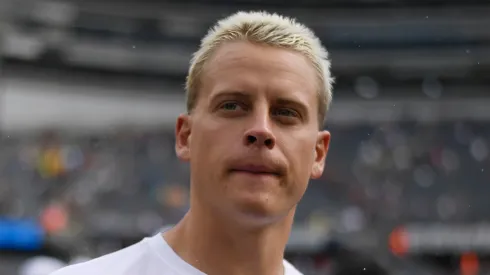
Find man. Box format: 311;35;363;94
52;10;333;275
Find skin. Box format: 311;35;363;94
164;41;331;275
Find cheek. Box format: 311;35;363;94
189;125;221;189
284;136;317;179
190;125;214;159
190;120;231;167
285;140;316;202
286;138;315;196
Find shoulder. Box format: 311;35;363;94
50;240;149;275
283;259;304;275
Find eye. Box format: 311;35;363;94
221;102;239;111
272;108;299;118
218;101;247;113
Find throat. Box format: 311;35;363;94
163;210;293;275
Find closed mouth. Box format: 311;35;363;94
232;169;279;176
230;165;281;177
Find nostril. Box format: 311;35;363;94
264;139;273;147
247;135;257;143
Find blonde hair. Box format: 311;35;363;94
185;11;333;126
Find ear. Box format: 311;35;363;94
310;130;330;179
175;114;192;161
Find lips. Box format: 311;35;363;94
230;164;280;176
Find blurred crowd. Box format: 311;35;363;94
0;129;188;228
323;121;490;226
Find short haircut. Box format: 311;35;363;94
185;11;333;127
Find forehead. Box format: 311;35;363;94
200;41;319;106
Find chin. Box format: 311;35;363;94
219;175;295;224
227;194;291;226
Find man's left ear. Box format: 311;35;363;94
311;130;330;179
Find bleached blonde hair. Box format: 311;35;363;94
185;11;333;126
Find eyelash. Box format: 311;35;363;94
219;102;299;118
272;108;299;118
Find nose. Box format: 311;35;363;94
243;113;276;149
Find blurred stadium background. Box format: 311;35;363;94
0;0;489;274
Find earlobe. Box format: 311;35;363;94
311;163;321;179
175;114;191;161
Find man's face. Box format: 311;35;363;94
176;41;330;224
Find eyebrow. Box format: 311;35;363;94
211;91;250;100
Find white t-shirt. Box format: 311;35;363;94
50;234;303;275
19;256;67;275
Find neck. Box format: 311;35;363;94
163;204;295;275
